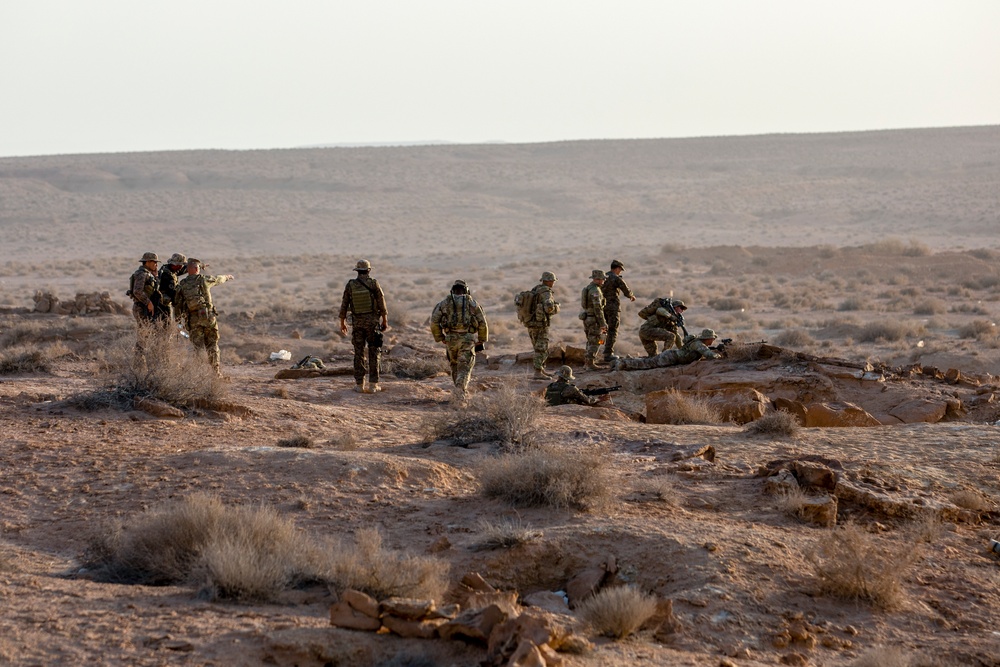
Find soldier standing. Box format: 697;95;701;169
525;271;561;380
600;259;635;362
430;279;488;403
339;259;389;393
614;328;722;371
158;252;187;325
129;252;161;326
174;259;234;376
637;298;688;356
581;269;609;370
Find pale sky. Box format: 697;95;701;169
1;0;998;157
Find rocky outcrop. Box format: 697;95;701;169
33;291;129;316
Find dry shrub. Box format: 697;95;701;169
907;512;942;544
632;477;676;504
650;389;722;425
70;327;228;409
806;522;916;609
477;445;613;510
775;487;809;518
474;516;542;550
277;435;315;448
0;345;54;374
0;321;48;348
949;489;992;513
327;432;361;450
958;319;997;340
838;296;869;312
857;321;915;343
83;495;447;603
708;297;746;311
423;381;545;450
387;356;448;380
773;329;814;348
578;586;658;639
324;527;448;600
744;410;799;438
912;298;946;316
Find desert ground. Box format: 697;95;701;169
1;126;1000;666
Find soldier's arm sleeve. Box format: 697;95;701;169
132;273;152;306
637;301;656;320
567;385;596;406
430;303;445;342
595;290;607;328
692;340;722;359
620;278;635;300
338;282;352;320
476;307;489;343
373;281;388;317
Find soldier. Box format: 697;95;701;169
581;269;609;370
600;259;636;362
339;259;389;393
637;298;688;356
174;258;234;376
128;252;161;326
613;328;722;371
430;279;488;403
158;252;187;325
524;271;561;380
544;366;600;406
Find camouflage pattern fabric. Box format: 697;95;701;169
158;264;185;323
616;336;721;371
581;283;607;364
431;293;488;392
526;284;559;370
350;313;383;385
339;275;387;320
129;266;158;324
175;273;232;373
544;379;595;406
601;271;634;359
637;298;683;356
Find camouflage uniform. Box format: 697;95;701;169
600;263;634;361
430;284;488;399
158;253;187;324
637;298;684;356
614;329;721;371
175;268;232;374
544;366;596;406
525;273;560;374
581;270;608;367
129;263;159;325
339;263;388;390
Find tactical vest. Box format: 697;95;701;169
180;275;212;313
350;278;375;315
446;295;477;331
129;268;156;301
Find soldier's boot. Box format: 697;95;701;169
451;385;468;406
354;379;367;393
585;358;608;371
366;383;382;394
533;367;553;380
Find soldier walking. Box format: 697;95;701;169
174;259;234;376
524;271;561;380
339;259;389;393
430;279;488;403
600;259;635;362
581;269;609;370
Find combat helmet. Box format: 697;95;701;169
139;252;160;263
671;299;687;309
556;365;575;381
540;271;557;282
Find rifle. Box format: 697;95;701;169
711;339;768;356
581;385;621;397
661;299;688;337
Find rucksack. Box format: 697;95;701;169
514;289;537;324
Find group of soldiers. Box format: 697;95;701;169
127;252;722;401
129;252;234;375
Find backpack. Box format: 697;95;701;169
514;289;537;324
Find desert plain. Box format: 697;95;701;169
1;126;1000;666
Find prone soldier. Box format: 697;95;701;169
613;328;722;371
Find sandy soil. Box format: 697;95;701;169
1;128;1000;666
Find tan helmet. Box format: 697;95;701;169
610;259;625;270
139;252;160;263
167;253;187;265
671;299;687;310
557;365;575;381
540;271;557;282
591;269;606;280
698;328;718;340
354;259;373;272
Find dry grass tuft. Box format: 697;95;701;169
858;321;916;343
850;647;913;667
744;410;800;438
958;319;997;341
70;327;228;410
775;487;809;518
83;495;447;603
423;381;546;450
277;435;315;448
650;389;722;425
386;356;448;380
477;445;614;510
474;516;542;550
949;489;992;513
327;432;361;450
578;586;658;639
773;329;814;348
806;522;916;609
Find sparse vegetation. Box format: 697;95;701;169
277;435;315;448
744;410;800;438
650;389;722;425
958;319;997;340
477;445;613;510
773;329;814;348
578;586;658;639
474;516;542;550
423;381;545;450
386;356;448;380
807;522;916;609
857;321;916;343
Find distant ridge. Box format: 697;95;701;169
299;140;509;148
